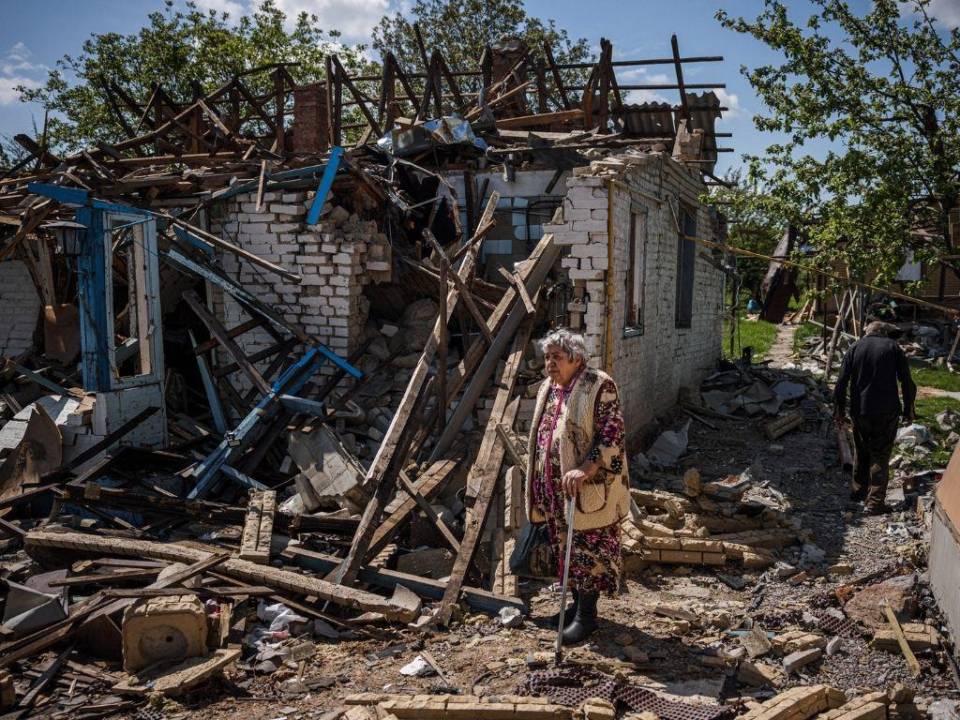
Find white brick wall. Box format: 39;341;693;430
0;260;41;357
546;152;725;443
209;191;389;391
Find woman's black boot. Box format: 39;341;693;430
561;590;598;644
547;590;579;628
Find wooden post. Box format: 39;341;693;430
823;290;851;380
273;67;286;154
671;34;691;124
325;55;336;149
437;257;448;435
543;43;571;111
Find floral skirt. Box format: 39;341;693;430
543;513;622;596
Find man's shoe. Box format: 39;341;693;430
561;591;598;644
866;504;893;516
547;591;579;628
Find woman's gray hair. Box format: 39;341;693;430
538;328;589;364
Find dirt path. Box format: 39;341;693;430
765;322;799;368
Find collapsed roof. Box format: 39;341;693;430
0;33;729;258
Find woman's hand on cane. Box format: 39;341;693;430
562;462;598;498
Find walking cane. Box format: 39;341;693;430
554;495;577;665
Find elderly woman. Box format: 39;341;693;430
525;329;629;643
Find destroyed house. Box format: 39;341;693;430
0;35;730;456
0;33;730;639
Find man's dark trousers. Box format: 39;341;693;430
850;412;899;511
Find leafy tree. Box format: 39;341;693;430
711;168;786;300
372;0;591;87
17;0;368;153
716;0;960;285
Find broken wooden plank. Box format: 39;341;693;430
427;232;557;461
62;406;160;471
103;586;275;599
495;424;528;476
884;604;922;677
423;229;492;345
24;530;417;621
494;108;584;130
113;647;241;697
497;266;535;315
764;410;804;440
183;290;271;395
330;196;496;589
366;456;462;559
433;313;530;630
238;490;275;564
160;211;301;284
20;643;74;708
398;470;459;553
277;541;525;616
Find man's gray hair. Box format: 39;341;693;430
539;328;589;364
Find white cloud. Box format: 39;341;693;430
193;0;247;17
623;89;672;105
925;0;960;28
184;0;391;39
714;88;743;119
273;0;389;38
0;75;40;105
2;41;47;75
900;0;960;29
618;66;674;105
0;43;46;106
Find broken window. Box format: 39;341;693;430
624;206;647;335
104;212;164;388
675;203;697;329
479;196;562;282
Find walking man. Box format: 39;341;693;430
834;321;916;514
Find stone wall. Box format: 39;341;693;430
208;191;391;388
0;260;41;357
543;152;725;442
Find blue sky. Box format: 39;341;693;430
1;0;958;175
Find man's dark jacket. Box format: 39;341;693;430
833;335;916;418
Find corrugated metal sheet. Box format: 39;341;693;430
687;91;722;175
620;101;676;139
619;91;722;174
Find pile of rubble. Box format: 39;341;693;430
620;361;825;573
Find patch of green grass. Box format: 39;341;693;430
793;321;821;355
722;316;778;361
911;364;960;392
910;395;960;469
914;395;960;423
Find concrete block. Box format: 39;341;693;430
122;594;208;672
782;647;822;674
289;424;368;513
772;630;827;655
